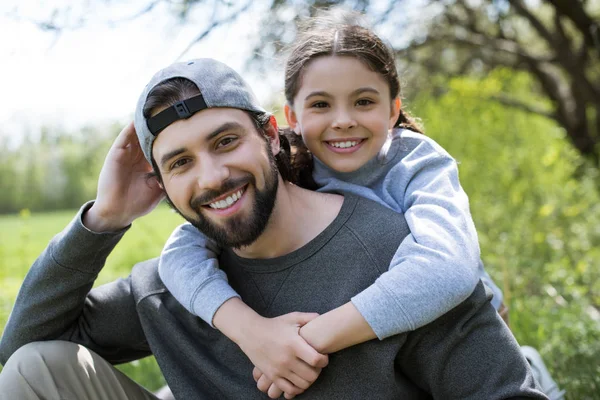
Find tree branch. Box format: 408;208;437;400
507;0;555;45
175;0;252;61
547;0;600;53
489;93;555;120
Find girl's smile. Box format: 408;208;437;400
324;138;366;153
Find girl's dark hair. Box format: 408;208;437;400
142;77;304;186
285;9;423;134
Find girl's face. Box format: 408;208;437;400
286;55;400;173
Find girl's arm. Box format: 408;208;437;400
298;302;375;354
159;222;236;324
350;138;482;339
298;135;484;350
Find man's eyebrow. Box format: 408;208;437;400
160;148;187;169
206;122;244;142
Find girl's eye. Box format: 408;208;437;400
356;98;374;106
311;101;329;109
217;136;237;148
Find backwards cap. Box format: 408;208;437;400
134;58;267;163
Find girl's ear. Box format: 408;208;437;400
284;104;301;135
266;115;281;155
389;97;402;129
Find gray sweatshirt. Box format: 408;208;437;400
160;129;502;338
0;196;545;399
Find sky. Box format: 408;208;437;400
0;0;431;145
0;0;277;143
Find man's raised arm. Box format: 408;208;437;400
0;123;164;364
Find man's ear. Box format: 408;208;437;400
390;97;402;129
266;115;281;155
284;104;301;135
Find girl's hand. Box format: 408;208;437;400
253;367;300;399
84;122;164;232
214;300;327;398
236;312;328;398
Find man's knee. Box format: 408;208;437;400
1;341;156;400
2;340;89;381
0;341;90;400
5;341;81;368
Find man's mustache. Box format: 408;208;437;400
190;175;253;210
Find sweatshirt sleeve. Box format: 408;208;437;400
351;140;481;339
0;202;151;366
159;223;240;327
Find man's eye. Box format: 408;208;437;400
217;136;237;148
356;99;374;106
171;158;190;170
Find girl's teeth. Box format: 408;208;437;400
209;189;244;210
331;141;358;148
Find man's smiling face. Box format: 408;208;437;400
152;108;279;248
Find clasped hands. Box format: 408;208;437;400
237;312;331;399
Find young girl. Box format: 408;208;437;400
159;10;504;398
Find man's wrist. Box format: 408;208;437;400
83;204;130;233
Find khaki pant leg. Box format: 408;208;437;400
0;341;159;400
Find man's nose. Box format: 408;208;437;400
195;156;230;190
331;108;357;130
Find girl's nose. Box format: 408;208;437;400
331;109;357;130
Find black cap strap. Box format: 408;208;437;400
147;94;208;136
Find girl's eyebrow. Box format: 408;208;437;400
351;87;380;96
304;91;331;101
304;87;381;102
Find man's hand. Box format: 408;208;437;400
84;122;164;232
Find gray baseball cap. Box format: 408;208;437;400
134;58;267;163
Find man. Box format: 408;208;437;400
0;59;546;399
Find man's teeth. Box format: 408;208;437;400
330;140;359;148
209;189;244;210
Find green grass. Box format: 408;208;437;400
0;204;184;391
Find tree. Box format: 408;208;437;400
395;0;600;164
15;0;600;162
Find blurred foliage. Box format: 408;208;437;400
413;69;600;398
1;70;599;397
0;124;117;214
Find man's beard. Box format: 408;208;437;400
169;148;279;249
